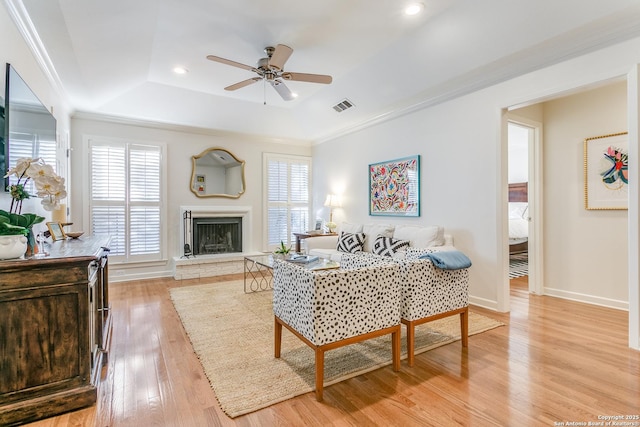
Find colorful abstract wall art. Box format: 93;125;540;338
584;132;628;210
369;155;420;216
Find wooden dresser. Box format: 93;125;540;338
0;235;112;426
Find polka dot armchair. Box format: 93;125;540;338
272;258;402;401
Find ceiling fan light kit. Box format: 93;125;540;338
404;2;424;16
206;44;332;102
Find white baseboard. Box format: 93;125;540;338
469;289;629;313
469;295;500;311
109;269;174;283
543;287;628;311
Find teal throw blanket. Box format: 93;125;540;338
418;250;472;270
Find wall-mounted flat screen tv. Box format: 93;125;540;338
3;63;57;192
0;97;4;188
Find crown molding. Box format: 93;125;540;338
4;0;68;102
72;110;313;146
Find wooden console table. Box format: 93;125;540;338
0;234;111;426
292;232;337;253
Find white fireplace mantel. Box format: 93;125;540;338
180;205;252;256
173;205;259;280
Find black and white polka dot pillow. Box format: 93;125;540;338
373;235;410;257
336;231;365;253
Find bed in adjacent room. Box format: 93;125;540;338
508;182;528;254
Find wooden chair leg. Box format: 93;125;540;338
460;307;469;348
406;321;416;367
392;326;401;371
274;316;282;358
315;348;324;401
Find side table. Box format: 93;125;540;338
292;232;337;253
244;254;275;293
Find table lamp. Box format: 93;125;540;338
324;194;341;232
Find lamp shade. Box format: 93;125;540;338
324;194;342;208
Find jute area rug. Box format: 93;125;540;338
170;280;504;418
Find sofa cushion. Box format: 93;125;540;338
336;231;365;253
339;222;364;234
393;225;444;248
372;235;410;257
362;224;395;252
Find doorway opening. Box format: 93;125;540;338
507;119;542;296
508;122;529;285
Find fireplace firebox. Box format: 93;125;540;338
192;217;242;255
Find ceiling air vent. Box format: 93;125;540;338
332;98;355;112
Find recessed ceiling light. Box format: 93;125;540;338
173;66;189;74
404;3;424;16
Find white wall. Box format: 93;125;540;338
508;124;529;184
312;36;640;314
314;95;503;307
542;82;628;307
70;117;312;279
0;3;71;228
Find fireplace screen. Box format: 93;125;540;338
192;217;242;255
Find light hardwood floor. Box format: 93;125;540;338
25;275;640;427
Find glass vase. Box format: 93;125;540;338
25;228;38;258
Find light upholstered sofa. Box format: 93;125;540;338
272;258;402;401
304;222;455;261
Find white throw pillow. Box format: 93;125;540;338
393;225;444;248
509;202;528;219
339;222;363;234
362;223;395;252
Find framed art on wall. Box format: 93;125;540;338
369;155;420;216
584;132;628;210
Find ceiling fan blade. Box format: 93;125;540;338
281;72;332;84
269;44;293;70
207;55;255;72
225;77;262;91
270;79;295;101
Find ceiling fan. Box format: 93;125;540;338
206;44;332;101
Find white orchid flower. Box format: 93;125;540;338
41;197;59;211
4;157;66;214
3;157;35;178
27;162;55;180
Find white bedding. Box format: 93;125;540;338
509;202;529;242
509;218;528;241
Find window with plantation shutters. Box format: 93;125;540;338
89;139;164;262
263;153;311;250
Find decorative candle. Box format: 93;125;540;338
52;203;67;223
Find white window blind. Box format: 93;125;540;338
89;139;164;262
264;153;311;250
